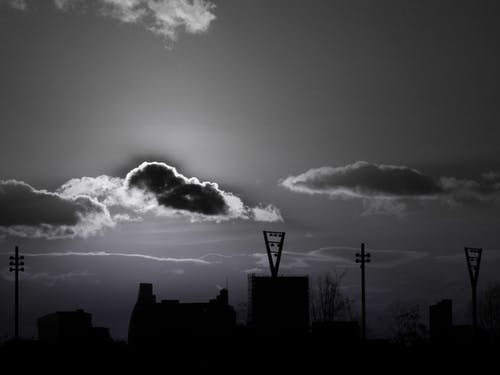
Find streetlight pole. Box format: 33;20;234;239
356;243;370;343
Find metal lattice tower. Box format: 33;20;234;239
263;231;285;278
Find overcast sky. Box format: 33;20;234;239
1;0;500;340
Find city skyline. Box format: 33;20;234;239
1;0;500;341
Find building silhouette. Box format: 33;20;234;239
247;275;309;334
429;299;453;344
429;299;478;345
311;321;360;344
128;283;236;346
37;309;111;345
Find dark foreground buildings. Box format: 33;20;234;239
247;275;309;334
37;309;111;345
128;283;236;345
429;299;475;344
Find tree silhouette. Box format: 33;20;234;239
386;303;427;347
478;283;500;343
311;271;353;322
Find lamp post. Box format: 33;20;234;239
9;245;24;342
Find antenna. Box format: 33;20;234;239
263;231;285;278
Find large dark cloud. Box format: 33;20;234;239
280;161;500;215
58;161;282;223
0;180;113;239
126;162;229;216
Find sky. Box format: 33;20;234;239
1;0;500;340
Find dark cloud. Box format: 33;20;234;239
0;180;113;239
281;161;443;198
126;162;229;216
57;161;282;223
281;161;500;215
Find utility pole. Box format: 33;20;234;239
464;247;482;339
355;243;370;343
263;231;285;278
9;245;24;342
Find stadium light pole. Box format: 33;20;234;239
464;247;482;339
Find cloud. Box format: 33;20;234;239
1;268;95;286
4;0;216;46
59;161;283;223
281;161;443;199
250;204;283;222
18;250;214;264
236;246;427;275
0;161;281;239
126;162;231;216
0;180;114;239
280;161;500;215
1;0;27;10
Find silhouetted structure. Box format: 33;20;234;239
355;242;370;342
248;275;309;334
429;299;453;344
128;283;236;346
9;245;24;341
37;309;111;345
263;231;285;278
311;321;360;344
465;247;482;338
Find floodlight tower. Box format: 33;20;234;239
263;231;286;277
9;245;24;341
464;247;482;338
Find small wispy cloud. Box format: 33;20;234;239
434;248;500;263
18;250;214;264
2;0;27;10
1;268;94;286
3;0;216;47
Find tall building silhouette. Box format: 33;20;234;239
128;283;236;346
37;309;111;345
248;275;309;334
